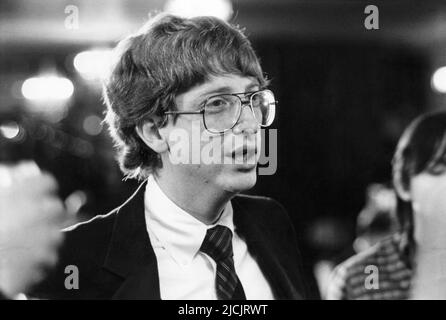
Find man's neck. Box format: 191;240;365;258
153;170;234;225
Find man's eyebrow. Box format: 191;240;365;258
197;86;233;99
192;81;261;108
245;82;260;92
198;82;260;99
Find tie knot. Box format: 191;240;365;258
200;225;233;262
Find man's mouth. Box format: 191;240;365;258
231;146;257;163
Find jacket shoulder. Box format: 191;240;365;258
29;210;119;299
62;210;117;260
232;193;291;227
233;194;315;299
232;194;298;259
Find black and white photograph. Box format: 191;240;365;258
1;0;446;306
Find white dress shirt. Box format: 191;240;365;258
144;175;274;300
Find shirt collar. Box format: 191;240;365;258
144;175;234;266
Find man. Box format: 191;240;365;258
31;13;308;300
0;162;66;299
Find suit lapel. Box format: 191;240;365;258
102;180;161;300
232;198;303;300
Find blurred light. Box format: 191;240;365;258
306;217;350;250
65;190;88;216
373;188;396;211
164;0;233;21
0;121;21;140
432;66;446;93
14;293;28;300
0;166;13;188
33;125;48;140
73;49;113;80
21;76;74;101
83;115;103;136
71;139;94;158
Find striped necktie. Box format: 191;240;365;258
200;225;246;300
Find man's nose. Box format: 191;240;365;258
232;103;258;135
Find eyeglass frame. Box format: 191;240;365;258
163;89;277;134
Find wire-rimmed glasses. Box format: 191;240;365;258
164;89;277;134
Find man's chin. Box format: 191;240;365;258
221;165;258;193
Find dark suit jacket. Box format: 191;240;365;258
31;182;309;300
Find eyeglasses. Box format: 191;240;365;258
164;89;277;134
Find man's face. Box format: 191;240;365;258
159;74;262;194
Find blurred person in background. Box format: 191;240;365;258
0;162;67;299
314;184;398;299
327;111;446;300
352;183;398;254
30;13;309;300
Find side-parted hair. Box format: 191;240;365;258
392;111;446;239
103;13;268;180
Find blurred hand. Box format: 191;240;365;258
0;162;67;298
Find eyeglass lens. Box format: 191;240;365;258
204;90;276;133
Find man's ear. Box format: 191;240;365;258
135;119;169;153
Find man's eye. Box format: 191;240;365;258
206;97;231;109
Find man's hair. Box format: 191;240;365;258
392;111;446;240
103;13;268;180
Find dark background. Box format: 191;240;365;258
251;42;427;295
